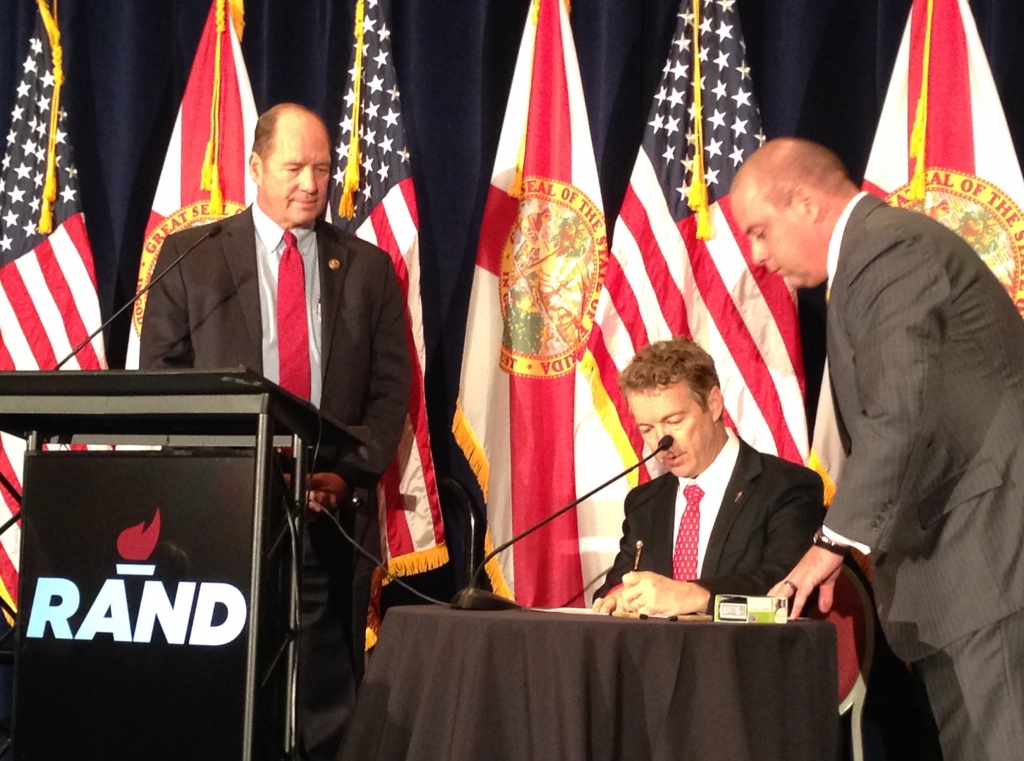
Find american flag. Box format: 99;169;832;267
0;8;106;611
582;0;807;500
328;0;446;625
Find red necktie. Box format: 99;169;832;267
277;230;311;399
672;483;703;581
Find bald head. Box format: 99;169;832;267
732;137;857;207
249;103;332;230
252;102;330;160
730;138;859;290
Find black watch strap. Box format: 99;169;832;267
812;527;849;556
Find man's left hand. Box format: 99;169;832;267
768;546;844;619
618;572;710;617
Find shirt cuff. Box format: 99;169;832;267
822;525;871;555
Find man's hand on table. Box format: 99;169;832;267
768;546;844;619
593;572;710;617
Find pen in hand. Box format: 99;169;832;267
632;540;644;572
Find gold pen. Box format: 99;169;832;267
632;540;644;572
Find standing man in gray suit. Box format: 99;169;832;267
140;103;410;760
730;137;1024;761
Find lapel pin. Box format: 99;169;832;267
734;491;743;502
328;258;341;270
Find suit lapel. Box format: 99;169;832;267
220;209;263;372
316;221;353;382
702;440;761;577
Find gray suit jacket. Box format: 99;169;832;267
824;195;1024;660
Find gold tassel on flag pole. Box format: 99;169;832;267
228;0;244;41
201;0;228;215
685;0;711;240
909;0;935;202
338;0;367;219
36;0;64;235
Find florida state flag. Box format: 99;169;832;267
864;0;1024;308
454;0;608;606
125;0;257;366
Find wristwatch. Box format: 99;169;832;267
812;527;849;556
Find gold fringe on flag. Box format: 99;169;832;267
36;0;64;235
385;543;449;580
482;529;515;600
685;0;711;240
909;0;935;203
200;0;228;215
452;402;491;502
338;0;367;218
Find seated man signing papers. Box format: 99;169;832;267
593;337;823;617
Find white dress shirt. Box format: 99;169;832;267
673;428;741;577
252;200;323;408
822;191;872;555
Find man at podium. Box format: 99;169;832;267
593;337;822;617
139;103;410;761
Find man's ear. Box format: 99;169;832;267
249;151;262;184
791;184;821;222
708;386;725;422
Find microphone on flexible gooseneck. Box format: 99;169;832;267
54;222;225;370
451;434;675;611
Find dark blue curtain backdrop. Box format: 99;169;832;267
3;2;1023;754
2;0;1024;579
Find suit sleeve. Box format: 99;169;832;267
333;257;411;486
697;468;824;608
824;236;949;551
138;233;195;369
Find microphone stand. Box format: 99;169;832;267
451;436;673;611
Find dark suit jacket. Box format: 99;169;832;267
594;440;823;611
138;207;410;758
139;207;410;487
825;195;1024;660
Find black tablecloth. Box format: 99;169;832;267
340;606;838;761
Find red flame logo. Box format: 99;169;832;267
117;509;161;561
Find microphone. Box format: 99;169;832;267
451;434;674;611
54;222;225;370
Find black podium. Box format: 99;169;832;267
0;369;363;761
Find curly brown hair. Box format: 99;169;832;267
618;337;720;410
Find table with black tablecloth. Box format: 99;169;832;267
340;606;838;761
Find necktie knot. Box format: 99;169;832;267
283;230;298;250
683;483;704;509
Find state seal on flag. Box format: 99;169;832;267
498;178;607;378
132;202;246;337
889;170;1024;312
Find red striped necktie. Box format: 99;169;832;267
672;483;703;581
276;230;311;399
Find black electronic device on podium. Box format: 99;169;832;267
0;368;365;761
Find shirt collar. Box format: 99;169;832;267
686;427;739;492
252;200;316;254
826;191;869;291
